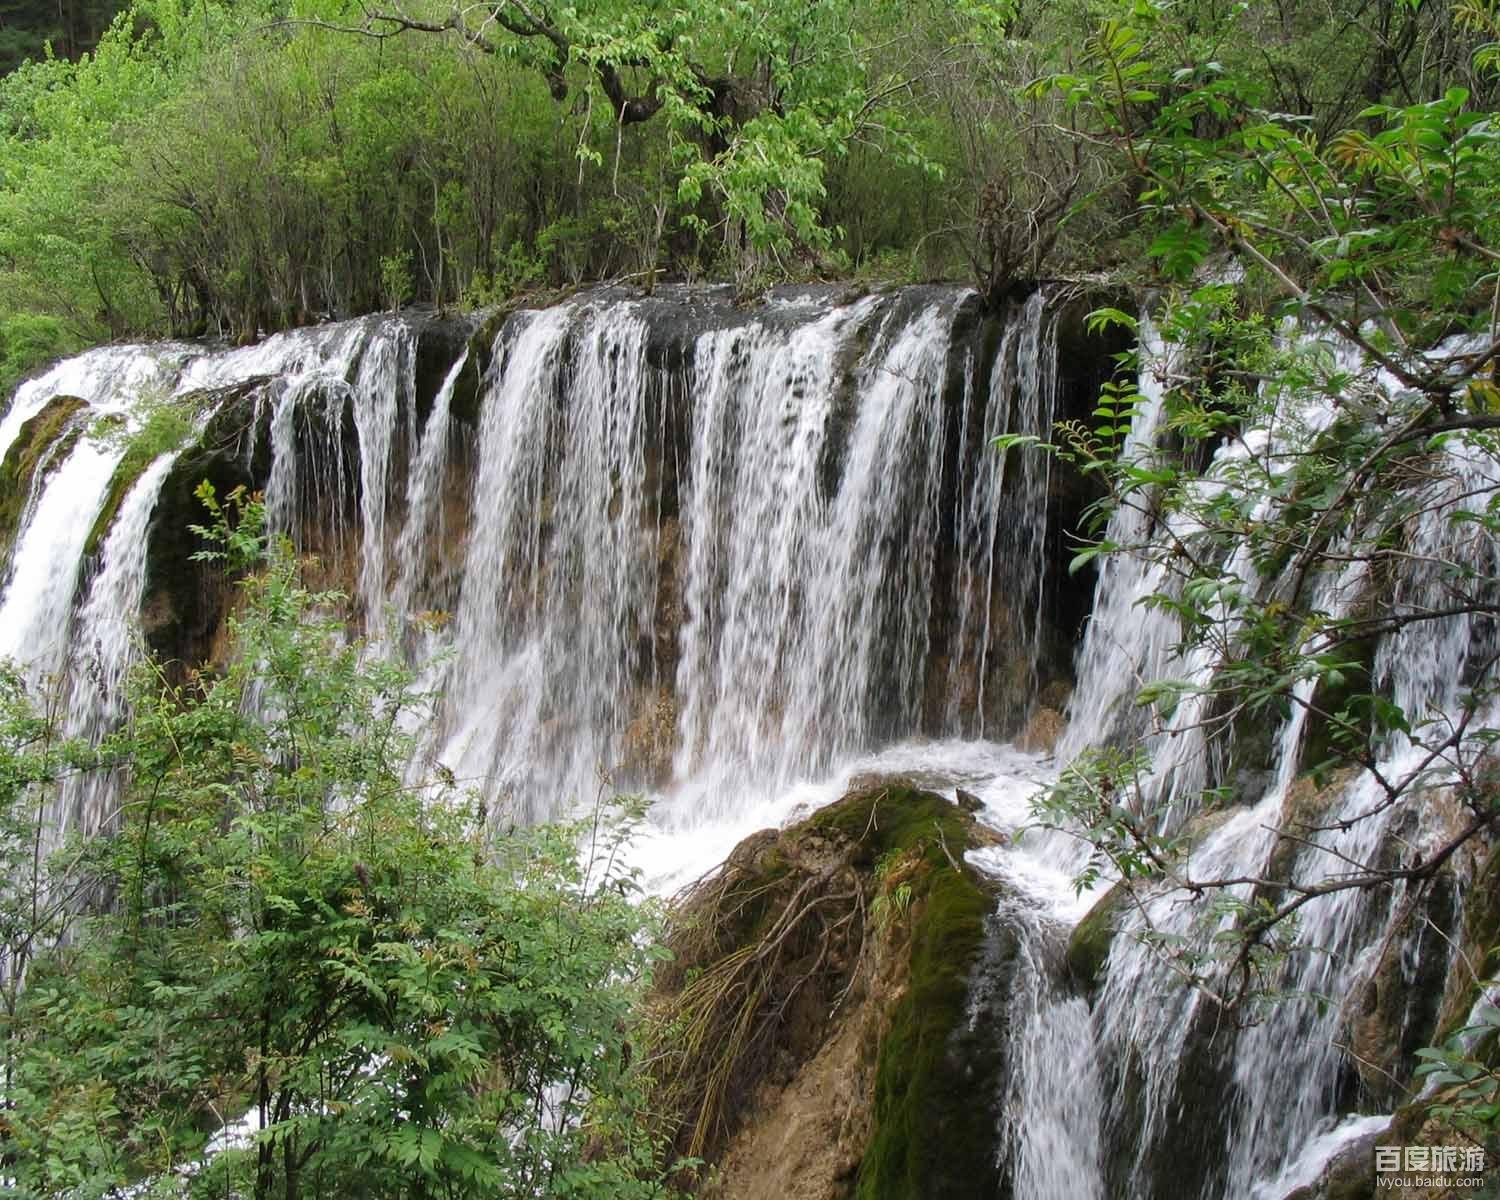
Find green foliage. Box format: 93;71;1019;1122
871;848;917;931
1031;745;1182;895
0;0;964;340
0;312;74;403
0;0;124;74
0;0;1494;333
1010;0;1500;1033
854;791;999;1200
1417;997;1500;1132
0;486;684;1199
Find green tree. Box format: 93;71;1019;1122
0;0;127;75
0;486;682;1199
264;0;939;271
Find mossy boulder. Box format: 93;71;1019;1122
652;781;1009;1199
1066;881;1127;992
856;875;1013;1200
82;395;210;560
0;393;88;553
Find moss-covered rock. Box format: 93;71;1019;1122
652;781;1008;1200
0;394;88;553
1066;881;1127;992
855;854;1010;1200
82;401;203;559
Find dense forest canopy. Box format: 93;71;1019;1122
0;0;1495;396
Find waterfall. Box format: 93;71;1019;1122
947;290;1060;734
6;285;1491;1199
999;324;1500;1200
0;342;201;686
0;315;425;845
350;324;416;629
3;286;1075;831
1001;898;1108;1200
672;295;956;812
0;344;193;460
434;303;654;818
0;434;130;686
55;452;181;839
413;288;1069;821
391;348;469;629
672;296;883;800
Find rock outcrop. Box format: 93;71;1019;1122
649;781;1014;1200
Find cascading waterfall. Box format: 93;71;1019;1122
947;289;1060;734
0;314;428;845
998;890;1108;1200
672;296;883;799
0;345;198;686
2;286;1072;834
0;430;132;686
5;285;1493;1199
997;327;1500;1200
0;344;195;461
391;348;469;632
350;324;416;628
55;452;183;840
672;295;956;812
432;304;661;818
417;288;1067;821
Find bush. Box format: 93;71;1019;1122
0;486;684;1199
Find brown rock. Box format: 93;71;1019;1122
1018;706;1066;753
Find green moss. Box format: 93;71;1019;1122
806;784;975;872
1067;881;1126;991
837;786;1004;1200
0;394;88;551
1299;636;1379;772
83;405;192;558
